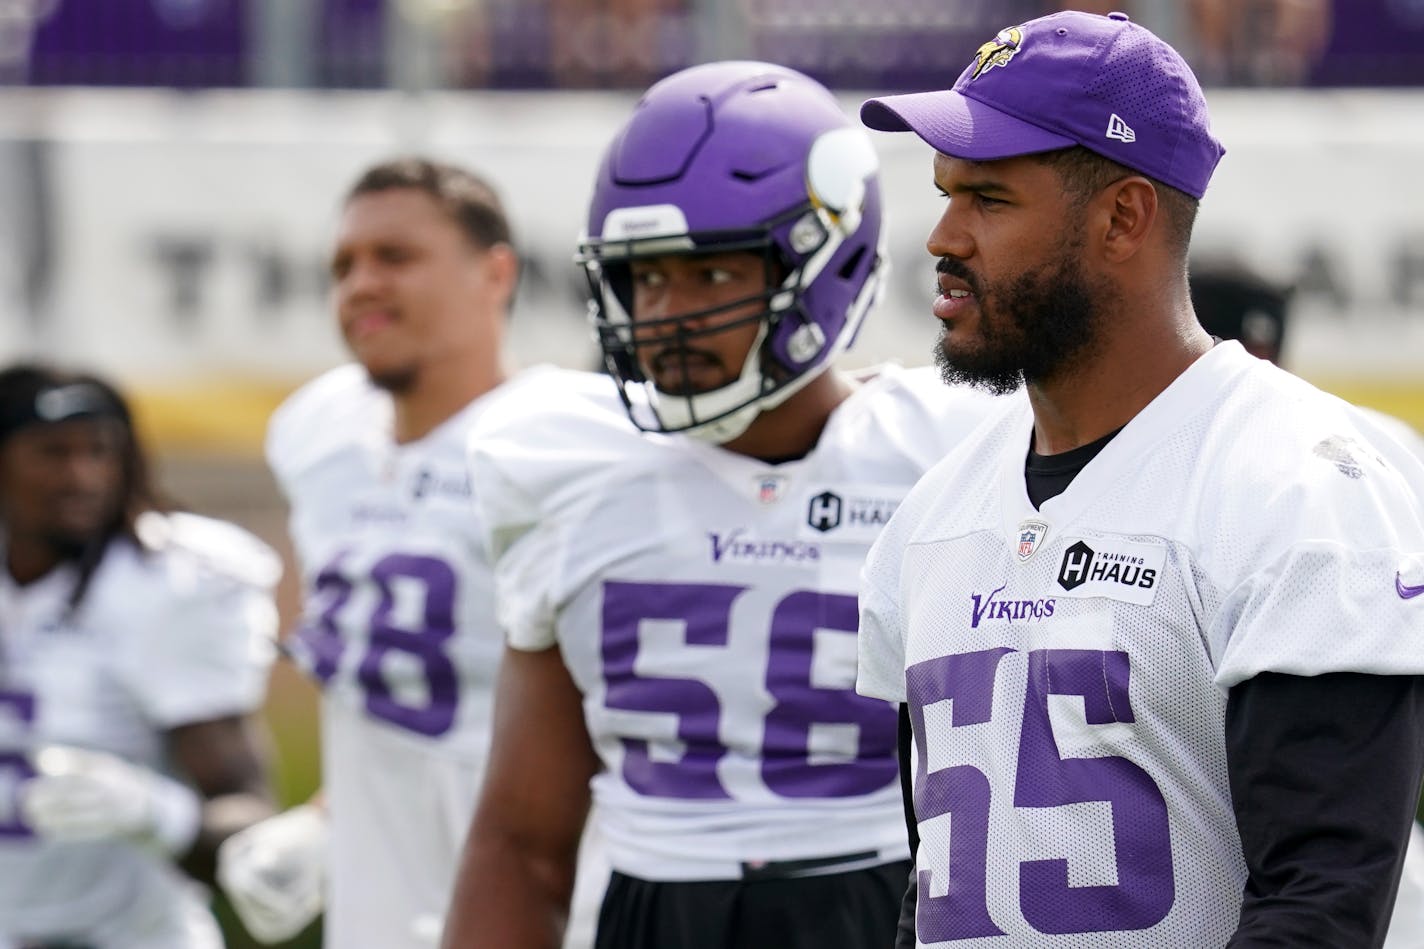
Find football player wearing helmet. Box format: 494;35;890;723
439;62;1002;949
0;364;280;948
217;157;602;949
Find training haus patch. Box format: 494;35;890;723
1053;535;1166;605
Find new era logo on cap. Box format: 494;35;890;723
1106;113;1136;143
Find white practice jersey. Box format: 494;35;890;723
271;364;552;949
0;512;279;947
471;364;1004;881
858;342;1424;948
1372;406;1424;949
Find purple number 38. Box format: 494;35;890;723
298;552;459;738
600;579;898;800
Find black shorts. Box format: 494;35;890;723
594;858;912;949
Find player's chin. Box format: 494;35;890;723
934;321;976;359
651;374;734;397
41;523;102;557
647;363;734;396
933;329;994;372
359;356;420;394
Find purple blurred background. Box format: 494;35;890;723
9;0;1423;92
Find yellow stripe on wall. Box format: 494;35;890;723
127;380;302;457
122;376;1424;458
1310;378;1424;434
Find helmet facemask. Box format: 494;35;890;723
578;63;887;444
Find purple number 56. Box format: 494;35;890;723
600;580;897;800
906;647;1174;940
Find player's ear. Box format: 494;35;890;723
481;242;520;308
1097;176;1157;265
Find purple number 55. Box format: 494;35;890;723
600;579;897;800
906;647;1174;940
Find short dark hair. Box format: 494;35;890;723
1034;146;1198;260
0;363;171;612
346;157;514;251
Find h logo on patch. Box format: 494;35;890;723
1058;540;1095;590
807;491;843;533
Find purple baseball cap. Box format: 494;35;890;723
861;11;1225;199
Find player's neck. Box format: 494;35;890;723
717;370;855;463
1027;309;1213;456
391;353;513;445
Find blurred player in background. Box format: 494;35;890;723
857;10;1424;946
217;157;584;949
1190;259;1424;459
440;61;1002;949
0;363;281;948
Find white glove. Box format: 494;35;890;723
18;744;201;854
217;803;328;944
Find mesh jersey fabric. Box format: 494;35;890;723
470;364;1007;880
858;341;1424;947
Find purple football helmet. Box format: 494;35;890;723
578;61;886;443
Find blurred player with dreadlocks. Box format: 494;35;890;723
0;363;281;948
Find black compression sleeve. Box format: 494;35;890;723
899;703;918;855
897;704;918;948
1226;672;1424;948
896;867;917;949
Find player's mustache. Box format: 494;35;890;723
649;348;722;374
935;256;982;296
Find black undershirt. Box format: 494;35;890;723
895;430;1424;948
1023;424;1122;509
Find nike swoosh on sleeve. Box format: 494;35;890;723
1398;573;1424;600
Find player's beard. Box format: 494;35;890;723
364;365;419;396
42;531;95;562
933;239;1108;396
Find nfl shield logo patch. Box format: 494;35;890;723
756;475;787;504
1016;519;1049;563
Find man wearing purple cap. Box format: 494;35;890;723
439;61;1002;949
855;10;1424;948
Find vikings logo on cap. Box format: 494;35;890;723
969;26;1024;80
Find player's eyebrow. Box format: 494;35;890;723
937;172;1014;197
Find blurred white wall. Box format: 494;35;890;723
0;86;1420;446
